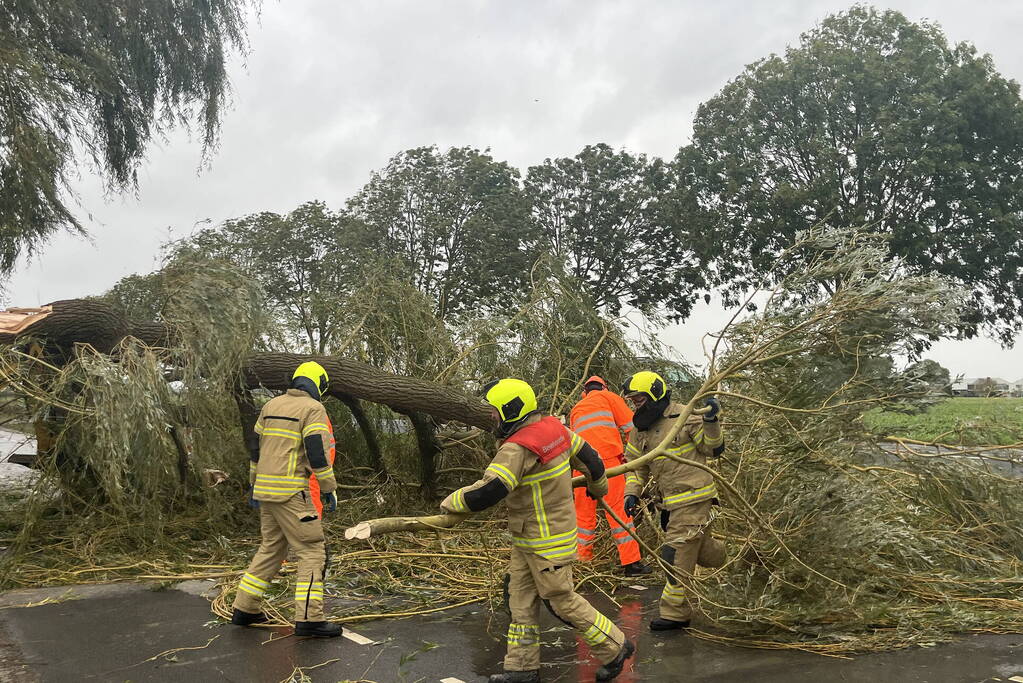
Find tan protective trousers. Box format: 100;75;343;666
659;502;726;622
232;491;327;622
505;547;625;672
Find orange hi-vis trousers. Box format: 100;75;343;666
574;465;640;566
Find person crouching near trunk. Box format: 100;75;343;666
621;371;726;632
441;378;636;683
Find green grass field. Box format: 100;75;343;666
863;397;1023;446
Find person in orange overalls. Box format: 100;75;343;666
569;376;650;577
309;417;336;516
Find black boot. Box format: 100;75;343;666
294;621;343;638
488;671;540;683
622;561;652;577
650;617;690;631
596;639;636;681
231;608;268;626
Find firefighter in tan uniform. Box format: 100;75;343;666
441;379;636;683
231;361;342;638
621;371;726;632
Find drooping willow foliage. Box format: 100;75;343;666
0;252;263;567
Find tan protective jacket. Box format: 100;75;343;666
250;389;336;502
441;413;607;563
623;402;722;516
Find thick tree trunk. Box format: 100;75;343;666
233;390;261;464
398;409;442;496
1;299;493;430
242;353;492;430
0;299;129;359
332;391;386;476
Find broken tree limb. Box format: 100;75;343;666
344;512;469;540
342;403;713;540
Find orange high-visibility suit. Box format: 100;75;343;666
569;387;641;565
309;417;337;517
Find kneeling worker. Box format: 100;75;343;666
442;378;635;683
621;371;726;632
231;361;341;638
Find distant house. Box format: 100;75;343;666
1013;378;1023;398
950;377;974;396
953;376;1012;397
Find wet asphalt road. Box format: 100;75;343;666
0;581;1021;682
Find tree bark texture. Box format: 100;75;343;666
398;409;442;495
1;299;493;430
0;299;130;359
243;353;492;430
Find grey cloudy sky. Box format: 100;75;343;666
9;0;1023;379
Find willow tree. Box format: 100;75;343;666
0;0;253;273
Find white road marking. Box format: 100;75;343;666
629;584;648;591
440;678;466;683
343;629;377;645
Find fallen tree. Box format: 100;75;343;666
0;298;491;430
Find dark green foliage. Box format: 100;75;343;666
684;5;1023;342
524;144;706;320
347;146;533;321
0;0;252;272
102;271;166;321
172;201;361;353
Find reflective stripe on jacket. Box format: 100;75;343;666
442;413;604;562
569;389;633;461
252;389;337;502
623;402;722;513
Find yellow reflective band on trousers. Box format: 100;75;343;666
295;580;324;602
511;528;577;560
663;482;717;507
661;582;686;605
252;473;307;498
238;572;269;597
507;622;540;646
581;613;615;646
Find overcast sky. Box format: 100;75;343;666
8;0;1023;380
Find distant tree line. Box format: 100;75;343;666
8;5;1023;344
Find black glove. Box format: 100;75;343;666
624;494;640;518
248;486;260;509
703;396;721;421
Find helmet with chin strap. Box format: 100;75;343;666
621;371;667;402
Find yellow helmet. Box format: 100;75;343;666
483;378;537;423
292;361;329;398
622;371;667;402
